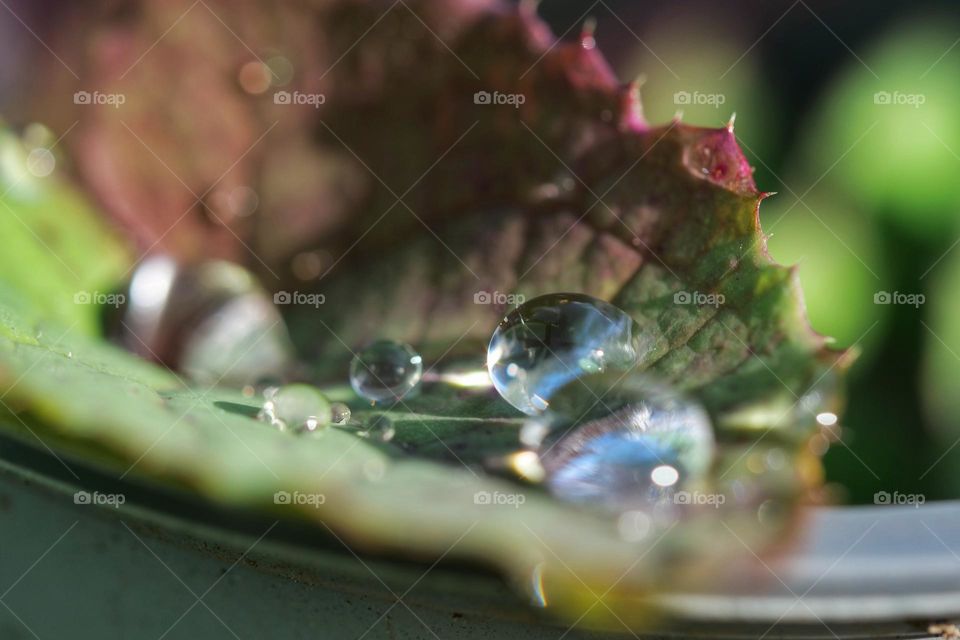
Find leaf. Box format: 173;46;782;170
0;280;810;629
5;0;851;630
0;128;129;335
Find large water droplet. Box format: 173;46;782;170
259;384;331;434
522;373;715;511
349;340;423;403
113;257;294;387
487;293;645;415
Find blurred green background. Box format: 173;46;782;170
533;0;960;503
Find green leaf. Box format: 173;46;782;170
0;128;129;335
0;280;808;629
4;1;851;630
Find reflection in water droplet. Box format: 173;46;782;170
487;293;646;415
258;383;330;433
523;374;715;511
350;340;423;403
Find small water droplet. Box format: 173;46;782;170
265;55;294;85
487;293;645;415
349;340;422;403
258;383;330;433
521;373;715;511
359;414;395;442
26;148;55;177
330;402;351;426
238;61;272;95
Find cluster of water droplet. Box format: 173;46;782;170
487;293;717;517
250;291;719;517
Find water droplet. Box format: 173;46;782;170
359;414;395;442
238;61;272;95
486;293;645;415
114;258;295;387
521;373;715;510
265;55;295;85
330;402;351;426
26;148;55;177
258;383;330;433
349;340;422;403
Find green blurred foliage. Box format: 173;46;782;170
619;12;780;164
803;17;960;236
763;190;887;356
